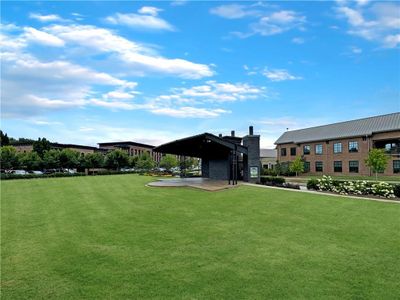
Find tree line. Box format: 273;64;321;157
0;132;187;173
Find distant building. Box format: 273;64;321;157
260;149;277;170
98;141;162;163
13;142;101;155
275;113;400;176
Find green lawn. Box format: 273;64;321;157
2;175;400;299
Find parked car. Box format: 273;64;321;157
12;170;27;175
31;171;44;175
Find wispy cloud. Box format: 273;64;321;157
105;6;175;31
29;13;64;22
211;4;306;39
334;1;400;48
262;68;302;82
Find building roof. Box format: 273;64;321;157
260;149;277;158
154;133;248;157
98;141;155;149
51;143;99;151
275;112;400;145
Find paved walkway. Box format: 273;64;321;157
243;183;400;204
147;177;240;191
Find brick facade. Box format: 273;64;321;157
276;130;400;176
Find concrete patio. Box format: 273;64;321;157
147;177;240;191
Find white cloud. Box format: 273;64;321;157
170;0;187;6
45;24;213;79
262;68;302;82
211;4;306;38
350;46;362;54
210;4;260;19
105;6;175;31
335;2;400;48
23;27;65;47
150;107;230;118
29;13;63;22
291;37;305;44
138;6;163;16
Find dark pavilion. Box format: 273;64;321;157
154;126;260;184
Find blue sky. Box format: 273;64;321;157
1;0;399;148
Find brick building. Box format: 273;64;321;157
275;113;400;176
97;141;162;163
13;142;101;155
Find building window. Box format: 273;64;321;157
315;144;323;155
290;147;296;156
349;160;359;173
334;161;342;172
349;141;358;153
394;160;400;173
303;145;311;155
304;161;310;173
281;148;287;156
315;161;323;172
333;142;342;154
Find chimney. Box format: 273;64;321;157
249;126;254;135
218;133;222;138
231;130;235;137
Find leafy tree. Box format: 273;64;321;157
289;156;304;177
43;149;61;169
85;152;105;174
159;154;178;172
104;149;129;170
59;149;80;170
0;130;10;146
18;151;42;170
129;155;138;168
33;138;51;158
0;146;19;169
136;152;155;171
365;148;388;180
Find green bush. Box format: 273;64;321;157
307;179;319;190
393;184;400;198
260;176;285;185
0;172;86;180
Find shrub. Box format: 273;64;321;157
307;179;319;190
393;184;400;198
260;176;285;185
0;172;86;180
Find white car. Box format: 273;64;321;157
13;170;27;175
32;171;43;175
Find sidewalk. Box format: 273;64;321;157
243;183;400;204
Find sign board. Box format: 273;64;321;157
250;166;258;178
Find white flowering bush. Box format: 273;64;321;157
313;176;395;198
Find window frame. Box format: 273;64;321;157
334;161;342;172
349;160;359;173
303;145;311;155
315;144;323;155
394;160;400;174
281;147;287;157
333;142;342;154
290;147;297;156
315;161;323;172
348;141;359;153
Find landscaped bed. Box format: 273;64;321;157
2;174;400;299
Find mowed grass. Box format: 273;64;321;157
1;175;400;299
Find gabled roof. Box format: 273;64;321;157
260;149;277;158
275;112;400;145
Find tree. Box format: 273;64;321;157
85;152;104;174
0;131;10;146
43;149;61;169
0;146;19;170
365;148;388;180
104;149;129;170
18;151;42;170
159;154;178;172
59;149;80;170
129;155;138;168
136;152;155;171
289;156;304;177
33;138;51;158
